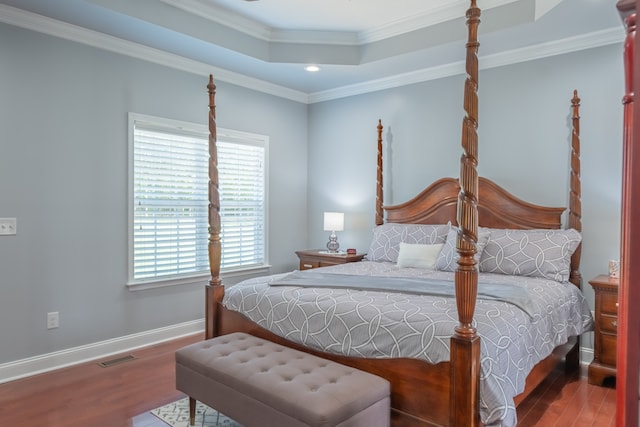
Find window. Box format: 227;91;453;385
128;113;268;289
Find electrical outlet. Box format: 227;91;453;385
47;312;59;329
0;218;16;236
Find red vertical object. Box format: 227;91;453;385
616;1;640;426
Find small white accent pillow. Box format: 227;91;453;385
397;242;444;269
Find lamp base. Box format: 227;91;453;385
326;231;340;253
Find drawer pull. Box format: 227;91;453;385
611;321;617;328
303;264;313;268
616;302;619;308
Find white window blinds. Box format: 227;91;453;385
218;140;266;269
128;114;267;286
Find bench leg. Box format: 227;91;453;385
189;396;196;426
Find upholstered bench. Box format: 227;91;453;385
175;332;391;427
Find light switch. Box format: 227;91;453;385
0;218;17;235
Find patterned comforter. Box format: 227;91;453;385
222;261;593;427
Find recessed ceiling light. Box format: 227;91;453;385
305;65;320;72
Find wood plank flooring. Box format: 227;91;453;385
516;361;616;427
0;334;616;426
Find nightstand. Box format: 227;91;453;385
588;274;619;386
295;249;366;270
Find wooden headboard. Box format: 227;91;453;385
383;177;565;229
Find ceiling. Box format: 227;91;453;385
0;0;625;102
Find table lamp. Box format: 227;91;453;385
323;212;344;253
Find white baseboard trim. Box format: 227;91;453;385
0;324;594;385
0;319;205;384
580;346;594;366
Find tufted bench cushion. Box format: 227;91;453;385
175;332;390;427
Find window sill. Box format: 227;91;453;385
126;264;272;291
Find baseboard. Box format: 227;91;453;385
580;346;594;366
0;319;205;384
0;325;594;385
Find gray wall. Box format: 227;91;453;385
0;20;625;367
307;44;624;328
0;24;307;364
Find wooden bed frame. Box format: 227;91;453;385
203;2;584;426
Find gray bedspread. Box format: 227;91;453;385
270;270;537;317
223;261;593;427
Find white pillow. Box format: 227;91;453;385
397;242;444;269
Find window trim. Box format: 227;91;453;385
126;113;270;290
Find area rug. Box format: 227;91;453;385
151;397;243;426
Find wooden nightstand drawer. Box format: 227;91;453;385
599;313;618;334
300;261;319;270
601;292;619;315
600;334;618;367
588;274;619;386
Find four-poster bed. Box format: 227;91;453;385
202;2;593;426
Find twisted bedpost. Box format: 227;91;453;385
205;74;224;340
375;119;384;226
562;90;584;373
569;90;582;288
450;1;481;426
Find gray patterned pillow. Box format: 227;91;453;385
435;227;490;271
478;228;582;282
366;223;451;263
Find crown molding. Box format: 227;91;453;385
480;27;625;70
360;0;523;44
0;5;309;104
0;5;623;105
160;0;272;41
161;0;526;46
308;62;466;104
308;26;625;103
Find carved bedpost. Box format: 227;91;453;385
375;119;384;226
564;90;583;371
450;1;481;426
615;2;639;425
205;74;224;339
568;90;582;288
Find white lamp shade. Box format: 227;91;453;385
323;212;344;231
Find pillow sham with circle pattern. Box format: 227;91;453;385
478;228;581;282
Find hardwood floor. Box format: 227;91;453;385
0;334;615;427
516;363;616;427
0;334;203;427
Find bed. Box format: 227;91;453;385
202;2;593;426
